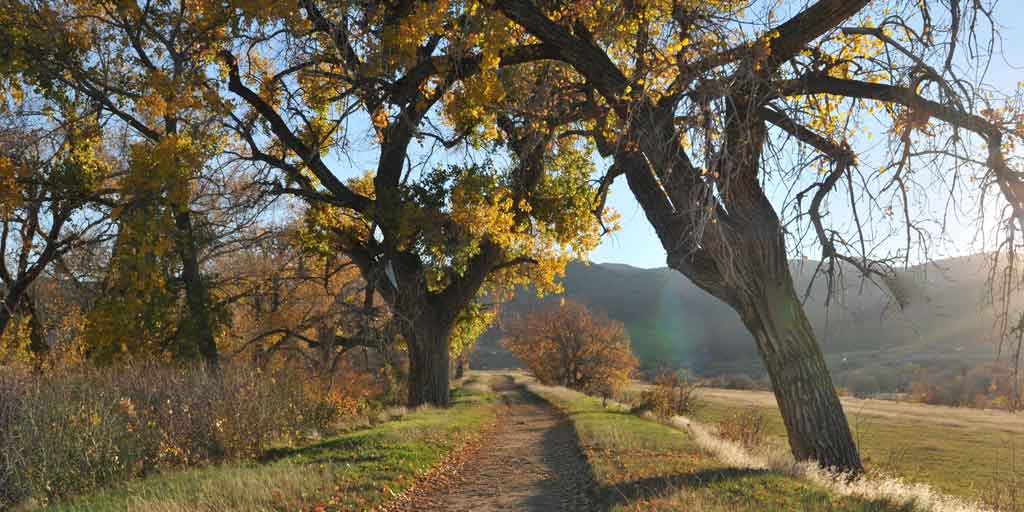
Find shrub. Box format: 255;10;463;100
0;361;349;508
716;408;768;450
907;362;1023;410
501;300;639;401
632;371;700;419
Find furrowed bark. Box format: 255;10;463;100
405;319;454;407
716;206;861;470
738;276;862;470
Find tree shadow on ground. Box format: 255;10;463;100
259;433;383;464
598;468;770;510
528;391;605;511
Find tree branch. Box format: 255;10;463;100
220;50;371;213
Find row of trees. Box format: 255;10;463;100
3;0;1023;473
0;0;612;404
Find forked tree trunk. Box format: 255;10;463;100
736;275;863;471
406;321;452;407
625;140;863;471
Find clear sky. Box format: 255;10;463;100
589;1;1024;269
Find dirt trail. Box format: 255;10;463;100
400;376;597;511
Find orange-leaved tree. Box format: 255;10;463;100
502;300;638;401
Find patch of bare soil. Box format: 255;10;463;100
392;377;597;511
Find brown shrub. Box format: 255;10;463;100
633;371;700;419
716;408;768;450
502;300;639;401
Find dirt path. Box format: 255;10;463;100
400;377;597;511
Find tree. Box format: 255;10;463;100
0;97;113;361
216;220;393;373
216;2;614;405
490;0;1023;472
0;0;235;365
502;300;638;400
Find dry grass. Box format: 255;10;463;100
527;374;998;511
688;387;1024;435
715;408;768;450
675;385;1024;508
1;362;346;508
35;382;499;512
522;376;913;511
667;411;995;512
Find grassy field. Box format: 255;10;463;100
519;375;913;512
30;376;499;512
664;386;1023;508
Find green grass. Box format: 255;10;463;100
524;382;912;512
32;380;498;512
694;398;1022;506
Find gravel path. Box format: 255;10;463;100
402;377;597;511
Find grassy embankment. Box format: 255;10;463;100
33;376;499;512
684;387;1022;509
516;374;913;512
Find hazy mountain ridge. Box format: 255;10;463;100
471;254;1015;378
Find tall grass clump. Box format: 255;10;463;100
1;371;23;506
0;361;342;508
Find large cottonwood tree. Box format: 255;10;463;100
217;2;611;405
490;0;1024;472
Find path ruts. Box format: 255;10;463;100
397;376;597;511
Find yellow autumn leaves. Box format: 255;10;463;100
0;155;19;211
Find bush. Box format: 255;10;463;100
716;408;768;450
632;371;700;419
907;362;1023;410
0;361;348;508
502;300;639;401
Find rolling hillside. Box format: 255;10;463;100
471;254;1018;381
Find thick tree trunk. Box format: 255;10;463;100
174;210;219;367
406;321;452;407
736;276;863;472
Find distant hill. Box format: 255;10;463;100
471;254;1018;381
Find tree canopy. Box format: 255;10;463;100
2;0;1023;470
